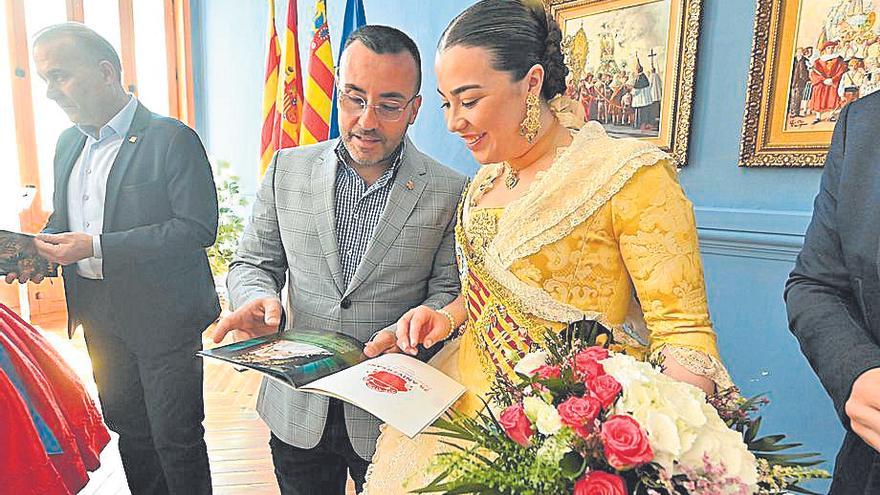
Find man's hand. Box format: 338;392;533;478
846;367;880;452
824;78;834;86
209;297;283;344
363;327;401;358
35;233;94;265
395;305;451;356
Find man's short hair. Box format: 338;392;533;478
33;22;122;80
343;25;422;93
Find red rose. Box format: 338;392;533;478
534;364;561;380
587;374;622;409
574;355;606;381
557;396;601;438
600;415;654;470
578;346;610;362
573;471;626;495
498;404;533;447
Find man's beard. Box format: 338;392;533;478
342;130;397;167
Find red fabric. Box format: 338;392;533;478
0;305;110;469
0;368;70;494
0;332;89;492
809;57;847;112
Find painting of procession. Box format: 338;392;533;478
559;1;668;138
786;0;880;131
741;0;879;166
549;0;701;165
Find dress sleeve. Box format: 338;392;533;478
611;160;733;389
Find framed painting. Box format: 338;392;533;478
740;0;880;167
547;0;702;165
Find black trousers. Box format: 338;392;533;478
269;399;370;495
76;277;212;495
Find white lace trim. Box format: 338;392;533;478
652;344;735;391
493;124;668;268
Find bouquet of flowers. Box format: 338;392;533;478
416;321;829;495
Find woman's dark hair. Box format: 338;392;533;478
439;0;568;101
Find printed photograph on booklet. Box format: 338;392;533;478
0;230;57;278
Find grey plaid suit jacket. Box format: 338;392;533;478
226;137;466;460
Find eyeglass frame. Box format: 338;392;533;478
335;87;420;122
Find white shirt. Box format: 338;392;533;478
67;96;138;279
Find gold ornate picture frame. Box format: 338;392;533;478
740;0;880;167
547;0;702;165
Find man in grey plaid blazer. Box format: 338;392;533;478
211;26;466;495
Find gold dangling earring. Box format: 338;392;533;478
519;93;541;144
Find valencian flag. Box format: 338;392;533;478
274;0;304;149
300;0;335;144
329;0;366;139
259;0;282;176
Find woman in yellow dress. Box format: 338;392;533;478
363;1;732;492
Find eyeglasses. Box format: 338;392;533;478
336;91;419;122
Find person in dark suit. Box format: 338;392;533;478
6;23;219;494
785;90;880;494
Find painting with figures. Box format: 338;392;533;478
741;0;879;166
786;0;880;132
559;0;669;138
550;0;701;165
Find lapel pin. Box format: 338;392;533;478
128;136;138;143
405;179;415;190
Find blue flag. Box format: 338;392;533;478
329;0;366;139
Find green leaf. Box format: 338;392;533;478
559;451;586;479
744;416;762;443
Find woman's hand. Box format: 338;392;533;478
395;305;452;355
659;349;716;395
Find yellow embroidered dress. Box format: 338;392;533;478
362;122;732;494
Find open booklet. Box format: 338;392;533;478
198;329;466;438
0;230;57;278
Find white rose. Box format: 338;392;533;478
523;396;545;422
513;351;549;377
645;410;682;458
523;396;563;435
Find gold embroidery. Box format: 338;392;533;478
458;128;731;388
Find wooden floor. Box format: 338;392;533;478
33;313;356;495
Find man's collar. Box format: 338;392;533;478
77;95;137;141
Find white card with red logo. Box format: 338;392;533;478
301;353;466;438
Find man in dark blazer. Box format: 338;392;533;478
6;23;219;494
785;90;880;494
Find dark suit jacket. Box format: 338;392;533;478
45;103;220;345
785;92;880;494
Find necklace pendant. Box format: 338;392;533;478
504;172;519;189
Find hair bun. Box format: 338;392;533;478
539;10;568;100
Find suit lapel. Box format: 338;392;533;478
344;138;427;297
312;143;345;295
102;103;151;230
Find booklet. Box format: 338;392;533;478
198;330;466;438
0;230;57;278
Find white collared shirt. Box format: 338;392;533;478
67;96;138;279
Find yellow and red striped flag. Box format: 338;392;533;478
300;0;335;145
259;0;282;176
274;0;304;149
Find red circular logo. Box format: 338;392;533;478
364;370;409;394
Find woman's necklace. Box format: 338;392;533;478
503;164;519;189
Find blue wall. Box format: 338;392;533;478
192;0;840;486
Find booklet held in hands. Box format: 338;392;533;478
198;329;465;438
